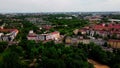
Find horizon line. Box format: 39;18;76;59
0;11;120;14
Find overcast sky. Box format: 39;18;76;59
0;0;120;13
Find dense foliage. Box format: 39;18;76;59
1;41;120;68
109;14;120;19
0;41;94;68
43;14;89;35
0;14;120;68
78;42;120;68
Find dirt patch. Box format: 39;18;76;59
88;59;110;68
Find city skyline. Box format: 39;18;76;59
0;0;120;13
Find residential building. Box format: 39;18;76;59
65;36;90;45
90;39;106;45
0;29;19;42
37;34;46;41
27;30;60;41
79;23;120;39
108;40;120;48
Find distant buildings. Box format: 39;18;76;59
84;15;102;23
26;18;44;24
109;19;120;23
0;29;19;42
79;23;120;39
27;30;60;41
42;25;52;30
57;17;73;19
65;36;106;46
77;23;120;48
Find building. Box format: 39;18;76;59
65;36;90;45
0;29;19;42
50;31;60;40
109;19;120;23
27;30;60;41
78;39;90;44
108;40;120;48
27;30;37;40
90;39;106;45
37;34;46;41
80;23;120;39
84;15;102;23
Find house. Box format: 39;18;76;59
108;40;120;48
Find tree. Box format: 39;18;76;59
0;42;8;53
0;46;23;68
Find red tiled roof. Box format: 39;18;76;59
0;29;19;33
92;24;120;31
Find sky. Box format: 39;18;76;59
0;0;120;13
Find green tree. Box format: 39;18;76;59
0;46;24;68
0;42;8;53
